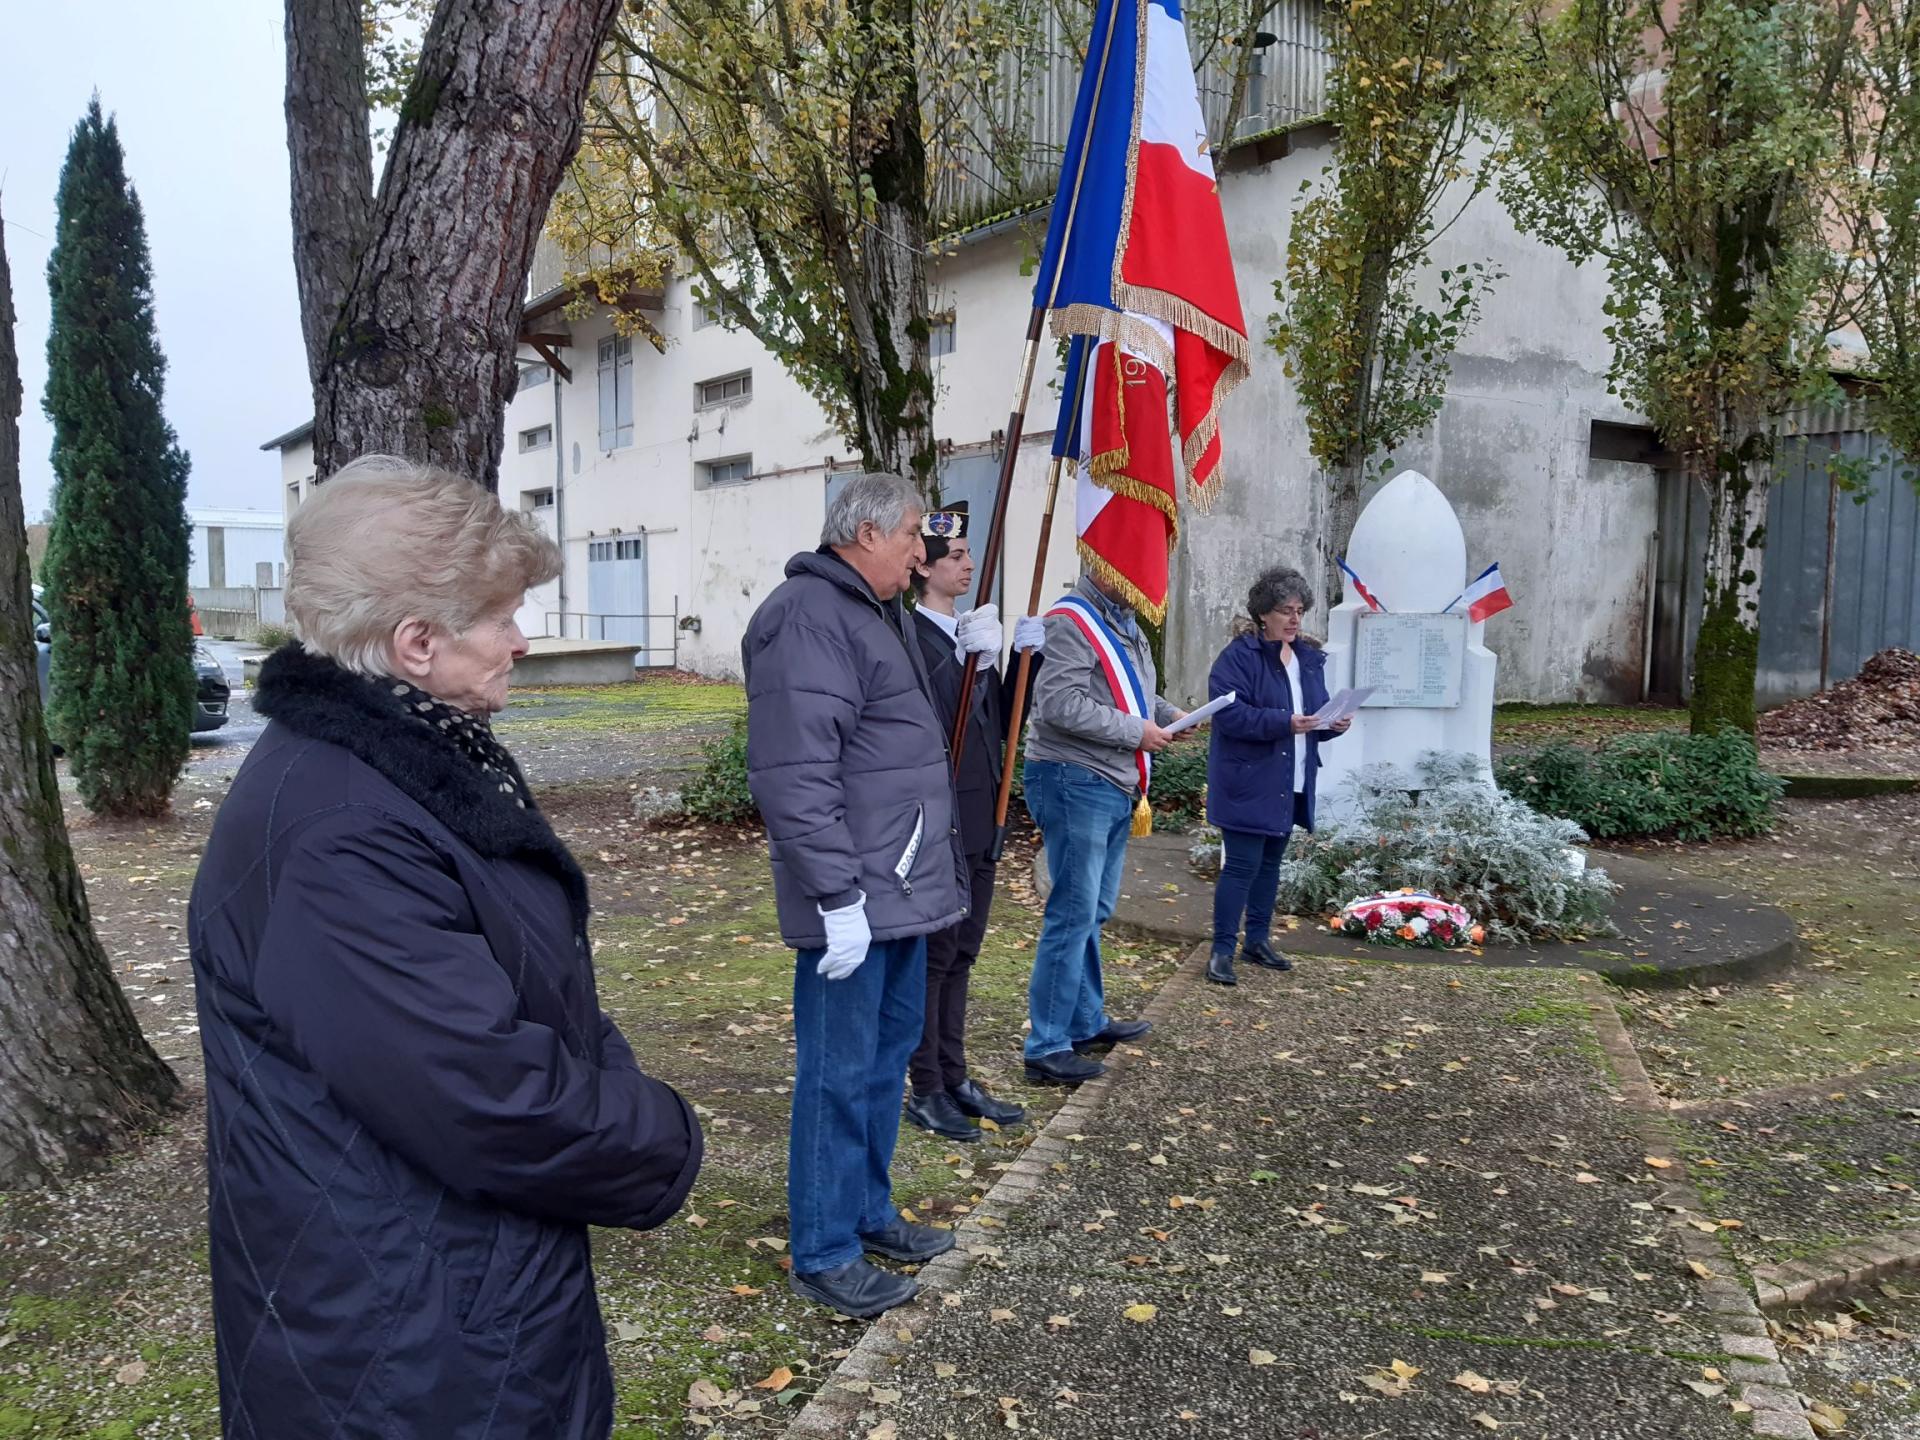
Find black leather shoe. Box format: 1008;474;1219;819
789;1258;919;1319
860;1216;957;1263
1206;950;1238;986
1241;939;1293;971
950;1077;1025;1128
1024;1050;1107;1086
1071;1018;1154;1053
904;1090;981;1143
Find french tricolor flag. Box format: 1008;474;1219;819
1038;0;1249;620
1454;563;1514;623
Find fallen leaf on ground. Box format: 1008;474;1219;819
115;1360;148;1386
1249;1349;1277;1366
1472;1412;1501;1430
613;1321;644;1342
1452;1371;1492;1394
687;1379;726;1410
989;1308;1017;1324
1124;1303;1158;1323
753;1366;793;1392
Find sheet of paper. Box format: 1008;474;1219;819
1166;691;1235;736
1308;686;1376;727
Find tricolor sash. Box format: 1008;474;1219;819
1047;594;1152;794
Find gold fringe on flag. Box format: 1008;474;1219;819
1074;539;1168;626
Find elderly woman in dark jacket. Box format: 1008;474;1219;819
188;456;701;1440
1204;566;1351;986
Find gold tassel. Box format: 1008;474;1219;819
1132;794;1153;837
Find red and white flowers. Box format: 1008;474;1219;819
1329;889;1484;949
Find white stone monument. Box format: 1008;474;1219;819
1316;470;1498;822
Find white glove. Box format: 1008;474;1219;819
815;894;871;981
1013;615;1047;653
954;603;1002;671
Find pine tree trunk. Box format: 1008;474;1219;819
1688;422;1771;736
843;0;936;496
0;205;179;1189
286;0;623;484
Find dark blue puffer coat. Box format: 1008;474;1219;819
188;646;701;1439
1205;632;1343;836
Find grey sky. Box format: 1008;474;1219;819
2;1;309;521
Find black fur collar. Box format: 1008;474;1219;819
253;645;588;923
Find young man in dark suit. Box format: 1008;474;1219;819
903;504;1042;1141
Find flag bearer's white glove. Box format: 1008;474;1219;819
954;603;1003;671
816;894;871;980
1013;615;1047;653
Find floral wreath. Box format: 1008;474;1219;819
1329;889;1483;948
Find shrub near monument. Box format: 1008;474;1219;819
1497;730;1783;841
1273;753;1617;942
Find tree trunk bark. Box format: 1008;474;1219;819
0;205;179;1189
284;0;373;391
1321;458;1364;615
287;0;623;485
844;0;936;496
1688;419;1771;736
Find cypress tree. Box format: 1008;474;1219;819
40;98;196;817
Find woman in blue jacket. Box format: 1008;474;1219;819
1204;566;1351;986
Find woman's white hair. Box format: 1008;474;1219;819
285;454;561;677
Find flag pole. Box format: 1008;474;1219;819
948;0;1125;775
984;339;1093;859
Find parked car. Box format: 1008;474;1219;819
192;645;231;732
33;590;50;705
30;587;230;733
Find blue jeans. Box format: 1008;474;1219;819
1212;821;1295;957
788;934;927;1274
1024;760;1134;1060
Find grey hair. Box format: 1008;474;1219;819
821;472;921;547
285;454;561;678
1248;565;1314;626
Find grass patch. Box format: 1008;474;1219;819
1614;795;1920;1097
500;676;744;738
1492;703;1688;747
1500;998;1591;1027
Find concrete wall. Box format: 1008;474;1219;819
1163;127;1651;705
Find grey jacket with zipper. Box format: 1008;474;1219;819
743;548;967;950
1024;575;1178;795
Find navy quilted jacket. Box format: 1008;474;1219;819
188;647;701;1439
1205;632;1343;836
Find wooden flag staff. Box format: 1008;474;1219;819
985;358;1087;861
946;0;1126;852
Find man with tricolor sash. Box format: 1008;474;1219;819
1020;569;1184;1086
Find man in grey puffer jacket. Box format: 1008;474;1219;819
743;473;1001;1321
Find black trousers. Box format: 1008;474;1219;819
910;851;997;1096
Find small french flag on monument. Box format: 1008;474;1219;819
1455;562;1514;623
1337;556;1384;613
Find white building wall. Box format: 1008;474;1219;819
188;509;286;590
276;126;1653;701
279;439;316;522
